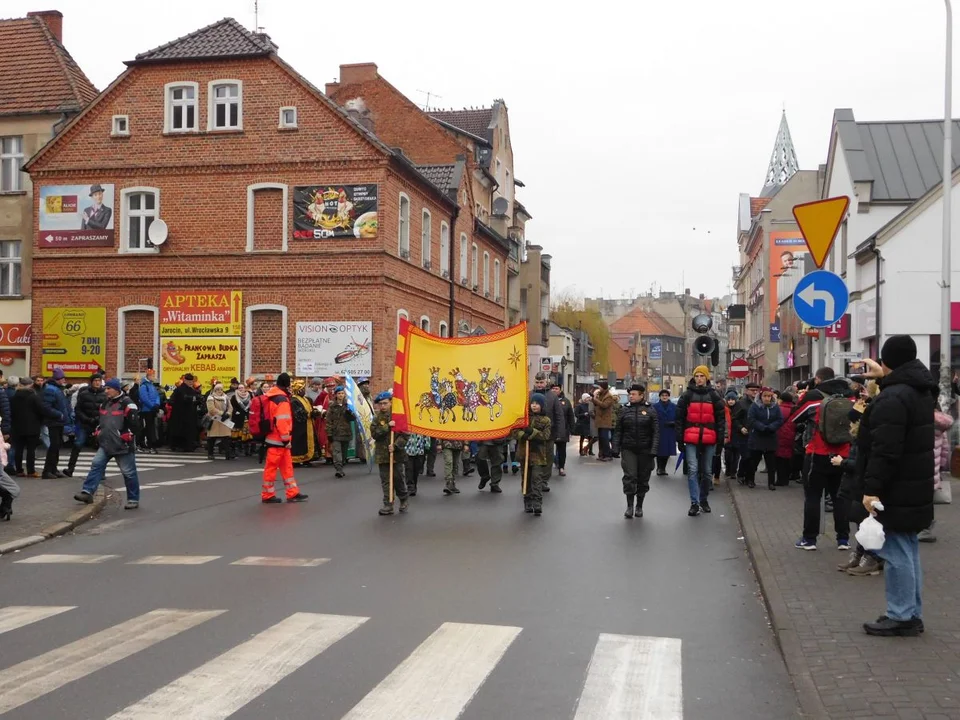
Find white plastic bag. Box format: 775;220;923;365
855;501;886;550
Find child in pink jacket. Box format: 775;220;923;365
922;410;955;542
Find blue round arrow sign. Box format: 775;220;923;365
794;270;849;328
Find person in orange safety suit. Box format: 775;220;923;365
261;372;309;504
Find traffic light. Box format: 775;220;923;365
692;313;719;366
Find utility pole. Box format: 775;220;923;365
940;0;954;412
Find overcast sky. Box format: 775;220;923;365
11;0;959;301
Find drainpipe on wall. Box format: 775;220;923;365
448;206;460;334
871;246;883;345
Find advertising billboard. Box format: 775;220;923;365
38;184;114;247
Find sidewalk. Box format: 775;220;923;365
730;476;960;720
0;474;107;553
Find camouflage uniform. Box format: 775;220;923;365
477;438;507;491
512;413;552;512
439;438;465;494
325;401;354;473
370;410;408;509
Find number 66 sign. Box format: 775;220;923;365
41;307;106;377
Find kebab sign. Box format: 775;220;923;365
160;291;242;337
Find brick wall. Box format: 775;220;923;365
250;309;283;374
122;309;154;376
252;188;283;252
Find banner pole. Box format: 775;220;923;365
522;439;530;496
389;430;395;504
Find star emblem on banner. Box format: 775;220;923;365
508;345;522;370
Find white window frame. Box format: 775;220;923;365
494;259;501;300
438;321;449;338
459;233;468;283
245;182;289;252
0;136;24;192
207;80;243;131
439;221;450;277
471;243;479;289
116;305;159;378
483;251;490;296
398;193;411;258
420;315;431;333
164;81;199;133
120;186;160;254
397;309;409;334
244;304;289;378
421;209;432;269
0;240;22;297
279;106;298;129
111;115;130;137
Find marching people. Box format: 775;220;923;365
530;372;562;489
325;385;355;478
745;387;784;490
204;383;234;460
230;381;254;457
440;438;463;495
404;433;429;495
476;435;507;493
138;369;162;454
590;379;618;461
370;391;408;515
513;392;552;516
653;389;677;476
676;365;725;517
260;373;308;504
41;368;70;478
858;338;936;637
289;379;319;466
612;383;659;518
551;381;575;477
73;378;141;510
65;374;106;477
575;393;592;456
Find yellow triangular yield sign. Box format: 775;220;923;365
792;196;849;268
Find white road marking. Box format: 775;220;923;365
0;606;75;635
230;556;329;567
341;622;521;720
573;633;683;720
128;556;222;565
107;612;367;719
15;554;120;564
182;475;228;481
216;470;263;476
0;608;223;714
151;480;202;486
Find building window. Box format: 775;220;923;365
397;309;409;333
438;321;448;338
471;243;478;289
208;81;242;130
494;259;501;299
495;158;502;181
111;115;129;137
483;251;490;296
420;316;430;333
164;82;198;133
0;240;21;296
0;136;23;192
439;222;450;277
279;107;298;129
459;233;468;283
520;288;528;320
398;194;410;258
121;187;159;253
421;209;431;269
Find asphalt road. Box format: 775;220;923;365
0;447;801;719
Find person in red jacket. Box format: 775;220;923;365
261;373;308;504
775;391;797;487
676;365;726;517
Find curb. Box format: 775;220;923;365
0;489;108;556
726;482;830;720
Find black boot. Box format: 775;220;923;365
64;445;81;477
624;494;635;519
206;438;215;460
635;496;643;518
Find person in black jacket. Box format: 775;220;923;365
859;336;936;637
730;383;759;480
745;387;785;490
612;383;659;518
10;377;54;477
65;375;106;477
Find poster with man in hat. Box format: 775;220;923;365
81;184;112;230
38;183;115;247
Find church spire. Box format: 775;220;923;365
762;110;799;192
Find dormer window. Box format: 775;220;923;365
209;81;242;131
164;82;198;133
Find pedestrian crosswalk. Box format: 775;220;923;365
66;450;216;480
15;553;330;567
0;604;685;719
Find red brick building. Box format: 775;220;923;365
25;17;509;388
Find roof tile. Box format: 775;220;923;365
416;164;457;192
428;108;494;139
131;17;274;64
609;308;682;337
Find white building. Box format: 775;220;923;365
820;109;960;377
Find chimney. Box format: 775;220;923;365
684;288;691;296
28;10;63;43
325;81;340;96
699;293;705;300
343;97;374;133
253;32;278;51
339;63;378;85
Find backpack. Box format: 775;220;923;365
818;395;854;445
249;394;271;440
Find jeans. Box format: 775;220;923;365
598;428;612;458
876;531;923;621
82;448;140;502
802;457;844;541
685;444;715;504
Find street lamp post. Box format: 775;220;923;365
941;0;954;411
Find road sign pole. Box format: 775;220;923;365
940;0;954;412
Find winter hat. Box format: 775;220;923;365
19;376;32;386
335;385;345;394
104;377;122;393
52;368;65;381
880;335;917;371
276;372;291;389
530;392;547;408
629;383;646;393
693;365;710;379
725;390;738;401
581;393;591;402
7;375;18;387
375;390;392;403
597;378;609;387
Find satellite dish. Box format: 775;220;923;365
492;197;508;216
148;219;168;246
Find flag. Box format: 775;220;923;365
344;373;375;471
391;319;529;441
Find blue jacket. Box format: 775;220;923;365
747;400;784;452
41;381;70;428
138;381;161;413
653;399;678;457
